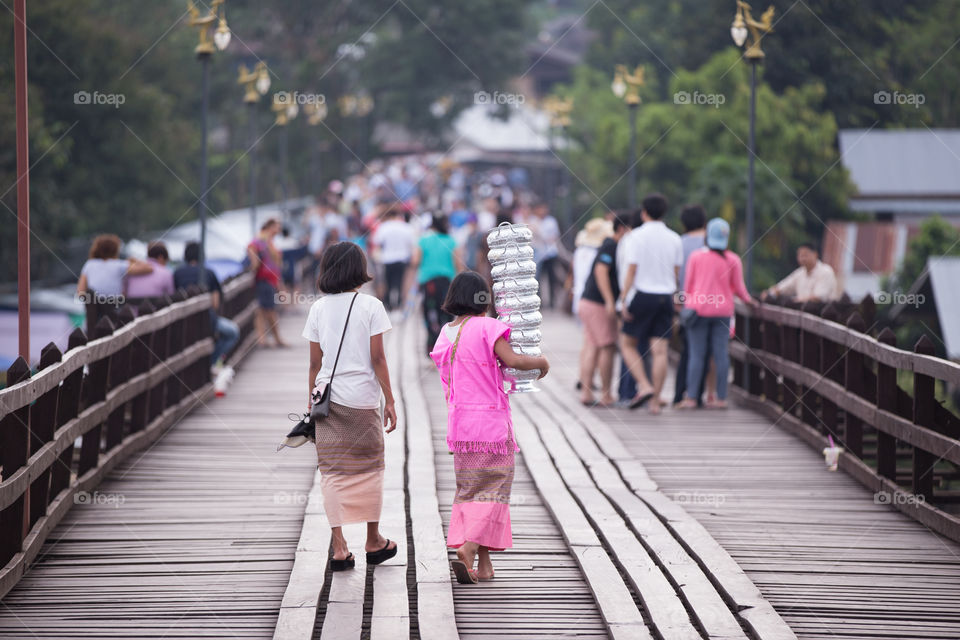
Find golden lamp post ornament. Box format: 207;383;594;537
238;61;271;104
188;0;231;56
542;95;573;129
730;1;774;60
272;93;299;126
611;64;645;107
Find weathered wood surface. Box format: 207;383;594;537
541;311;960;640
0;309;316;638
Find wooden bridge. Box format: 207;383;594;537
2;283;960;639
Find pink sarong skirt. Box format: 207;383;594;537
315;402;384;527
447;443;515;550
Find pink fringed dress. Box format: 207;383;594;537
430;316;516;551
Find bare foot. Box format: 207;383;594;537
648;399;662;415
705;399;728;409
332;541;351;561
456;541;479;573
477;546;494;580
675;398;697;410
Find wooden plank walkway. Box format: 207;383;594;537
539;311;960;640
0;309;317;638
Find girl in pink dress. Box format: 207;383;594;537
430;272;550;584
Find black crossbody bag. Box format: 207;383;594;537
310;292;359;421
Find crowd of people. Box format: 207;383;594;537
571;194;840;414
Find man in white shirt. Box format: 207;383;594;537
617;193;683;414
763;243;839;302
372;206;417;311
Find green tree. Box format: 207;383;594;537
557;49;853;289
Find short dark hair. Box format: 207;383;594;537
317;242;372;294
642;193;669;220
612;209;632;233
442;271;490;316
147;241;169;261
261;218;279;232
184;242;201;263
798;242;819;254
680;205;706;232
431;213;450;235
630;208;644;228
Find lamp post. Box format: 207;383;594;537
304;100;329;194
272;94;299;224
544;96;574;232
730;0;774;386
238;61;271;237
187;0;231;264
612;65;644;209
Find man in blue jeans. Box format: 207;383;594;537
174;242;241;366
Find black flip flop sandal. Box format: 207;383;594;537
330;553;355;572
629;392;654;410
366;540;398;565
450;560;478;584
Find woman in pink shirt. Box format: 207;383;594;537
430;272;549;584
677;218;755;409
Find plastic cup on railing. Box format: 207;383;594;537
822;436;842;471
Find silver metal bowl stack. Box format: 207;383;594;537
487;222;542;393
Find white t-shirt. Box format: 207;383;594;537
80;259;130;296
372;219;416;264
301;292;392;409
621;220;683;295
571;245;598;314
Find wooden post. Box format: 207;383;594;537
761;311;779;402
799;302;820;429
780;320;799;416
79;317;114;477
50;329;87;499
733;308;745;389
28;343;62;529
105;306;135;451
819;304;840;440
859;294;876;333
843;313;866;458
0;357;31;567
128;301;156;434
747;306;763;396
912;335;937;502
876;328;898;481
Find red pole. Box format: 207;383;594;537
14;0;30;362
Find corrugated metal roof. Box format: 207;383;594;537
928;256;960;359
839;129;960;198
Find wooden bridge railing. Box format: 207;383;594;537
730;297;960;542
0;272;256;598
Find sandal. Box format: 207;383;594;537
629;391;654;410
450;560;478;584
366;539;398;565
330;553;355;572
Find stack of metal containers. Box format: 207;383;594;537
487;222;543;393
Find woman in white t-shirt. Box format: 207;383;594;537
302;242;399;571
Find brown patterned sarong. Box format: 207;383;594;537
315;402;384;526
452;444;515;504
